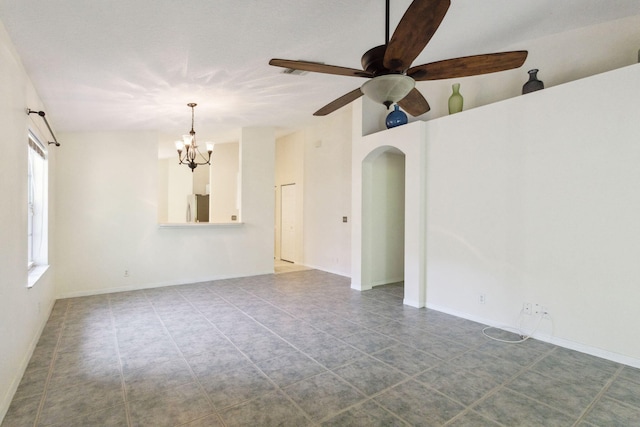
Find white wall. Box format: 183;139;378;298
302;107;352;276
55;129;275;297
166;159;193;222
422;64;640;365
210;142;239;223
157;159;169;222
0;21;57;421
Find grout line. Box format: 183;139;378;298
107;295;133;427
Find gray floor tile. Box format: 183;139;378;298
299;336;364;369
256;351;327;387
48;404;128;427
284;371;366;422
187;345;253;376
407;333;470;360
231;333;295;363
181;413;225;427
123;357;196;401
476;338;550;367
172;330;230;357
473;388;577;426
118;340;182;373
532;350;618;384
219;390;311;427
127;381;214;427
374;379;465;426
321;400;408;426
340;330;399;354
372;344;441;375
445;410;502;427
582;396;640;426
417;363;499;406
506;369;605;417
619;365;640;385
1;394;41;427
38;374;124;425
200;365;276;410
48;351;121;390
449;350;523;383
333;356;408;396
603;376;640;409
12;365;48;400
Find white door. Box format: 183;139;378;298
280;184;296;262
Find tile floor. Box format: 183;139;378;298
3;269;640;426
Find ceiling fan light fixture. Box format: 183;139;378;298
361;74;415;108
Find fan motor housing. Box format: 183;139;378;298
362;45;392;76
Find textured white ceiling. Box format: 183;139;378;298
1;0;640;144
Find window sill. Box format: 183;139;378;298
158;222;243;229
28;265;50;288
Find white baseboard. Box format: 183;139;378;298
403;298;424;308
56;271;273;299
427;303;640;369
301;263;350;278
371;277;404;287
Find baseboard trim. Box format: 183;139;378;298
56;271;272;299
403;298;424;308
301;263;350;278
57;267;351;300
427;303;640;369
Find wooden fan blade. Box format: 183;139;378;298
398;88;430;116
314;88;363;116
384;0;451;72
407;51;528;81
269;59;373;78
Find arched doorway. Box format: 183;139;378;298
361;146;406;293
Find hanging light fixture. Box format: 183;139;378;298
175;103;213;172
360;74;415;109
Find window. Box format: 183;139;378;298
27;131;48;278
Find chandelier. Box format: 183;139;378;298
175;103;213;172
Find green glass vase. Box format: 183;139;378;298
448;83;463;114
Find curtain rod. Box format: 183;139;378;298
26;108;60;146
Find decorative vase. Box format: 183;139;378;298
522;69;544;94
386;104;408;129
448;83;463;114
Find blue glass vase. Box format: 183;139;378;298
386;104;408;129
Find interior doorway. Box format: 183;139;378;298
280;183;296;262
362;147;406;290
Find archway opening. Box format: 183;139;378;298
362;146;406;296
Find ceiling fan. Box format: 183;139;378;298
269;0;527;117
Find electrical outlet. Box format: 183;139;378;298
124;270;130;277
479;294;486;304
523;302;532;315
534;304;547;315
